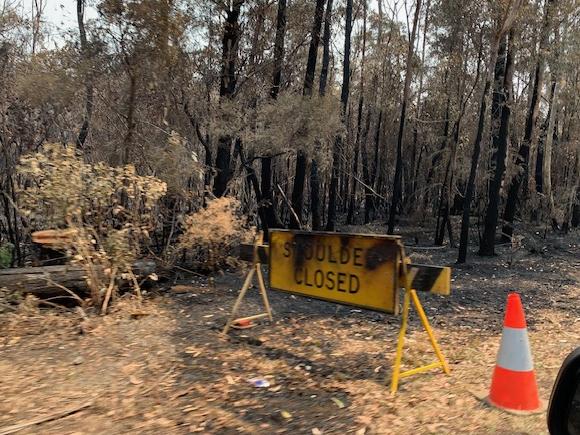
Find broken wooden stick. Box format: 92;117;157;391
0;400;93;435
276;184;302;229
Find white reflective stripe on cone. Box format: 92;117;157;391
496;326;534;372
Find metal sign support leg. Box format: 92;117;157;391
390;244;450;394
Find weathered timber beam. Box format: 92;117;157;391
0;260;156;295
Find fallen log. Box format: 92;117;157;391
0;260;156;295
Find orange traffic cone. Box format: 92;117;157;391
487;292;544;413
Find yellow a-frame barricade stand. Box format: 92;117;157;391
222;233;273;335
222;233;450;394
390;241;450;394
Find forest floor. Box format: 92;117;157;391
0;225;579;434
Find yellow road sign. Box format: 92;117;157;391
269;230;401;313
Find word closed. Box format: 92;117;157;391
269;230;401;313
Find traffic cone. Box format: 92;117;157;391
487;292;544;413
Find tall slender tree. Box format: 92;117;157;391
290;0;326;229
214;0;244;197
326;0;352;231
502;0;556;240
76;0;93;149
318;0;334;97
260;0;287;234
387;0;422;234
480;30;516;256
457;0;522;263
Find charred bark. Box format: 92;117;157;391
387;0;422;234
326;0;352;231
260;0;288;234
213;1;243;197
270;0;287;99
457;42;499;263
347;96;364;225
76;0;93;149
292;0;325;227
290;151;307;229
122;71;137;165
318;0;334;97
310;160;322;230
502;0;555;240
261;156;282;230
480;31;515;256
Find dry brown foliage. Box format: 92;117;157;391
17;144;167;311
177;197;253;272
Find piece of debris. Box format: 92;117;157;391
248;378;270;388
232;319;256;329
331;398;346;409
170;285;192;294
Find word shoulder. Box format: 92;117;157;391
282;242;365;267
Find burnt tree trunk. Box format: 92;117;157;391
387;0;422;234
409;0;431;211
361;111;372;224
122;70;137;165
310;160;322;230
480;31;515;256
538;22;561;211
260;0;287;235
261;156;282;230
0;261;156;296
435;116;461;247
457;38;501;263
347;96;364;225
502;0;555;240
541;80;558;214
236;140;269;232
270;0;287;100
290;151;308;228
183;100;213;192
368;110;382;221
309;0;333;230
213;1;243;198
291;0;325;228
302;0;325;98
327;0;352;230
76;0;93;149
318;0;333;97
488;35;508;180
456;0;521;262
423;90;450;213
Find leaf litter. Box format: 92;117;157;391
0;232;578;434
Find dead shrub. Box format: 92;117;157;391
17;144;167;312
177;197;253;272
